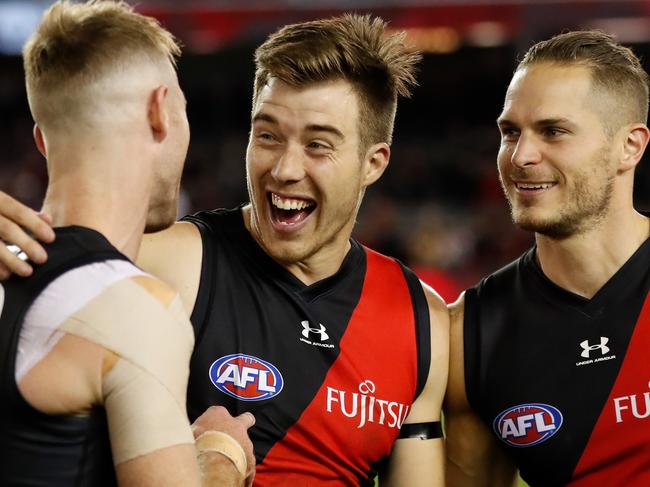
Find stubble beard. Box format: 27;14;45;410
501;151;615;240
144;189;178;234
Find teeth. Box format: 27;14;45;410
517;183;554;190
271;193;314;211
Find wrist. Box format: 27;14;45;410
195;430;247;478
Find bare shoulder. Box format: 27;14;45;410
138;221;203;314
405;281;450;421
446;291;470;411
420;281;450;336
448;292;465;329
139;221;201;267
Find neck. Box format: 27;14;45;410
242;205;353;285
283;240;352;286
535;207;650;298
41;137;152;261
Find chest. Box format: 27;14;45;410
477;288;650;486
186;248;420;477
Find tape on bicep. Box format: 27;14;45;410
57;277;195;464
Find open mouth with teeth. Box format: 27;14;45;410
515;182;556;192
269;192;316;228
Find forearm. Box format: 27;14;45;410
445;416;517;487
381;438;444;487
447;461;517;487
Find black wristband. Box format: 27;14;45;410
397;421;444;440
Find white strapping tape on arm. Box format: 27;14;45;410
195;430;248;477
57;277;195;465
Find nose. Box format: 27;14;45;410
271;143;306;183
510;132;542;168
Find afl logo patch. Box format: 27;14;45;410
493;403;563;447
209;354;284;401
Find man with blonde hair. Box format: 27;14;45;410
445;30;650;486
0;13;448;486
0;2;253;486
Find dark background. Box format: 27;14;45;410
1;0;649;300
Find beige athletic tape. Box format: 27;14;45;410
58;276;195;465
195;431;247;477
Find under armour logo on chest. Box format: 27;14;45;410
580;337;610;358
301;320;329;342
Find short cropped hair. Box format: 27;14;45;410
253;14;421;153
518;30;649;128
23;0;181;127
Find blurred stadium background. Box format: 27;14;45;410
1;0;649;302
3;1;648;485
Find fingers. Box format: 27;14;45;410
0;192;55;244
0;241;34;277
38;212;53;226
237;412;256;429
0;193;55;278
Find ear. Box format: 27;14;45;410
361;142;390;188
33;124;46;158
148;85;169;142
619;123;650;173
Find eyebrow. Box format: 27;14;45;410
496;117;574;127
305;124;344;140
252;112;345;140
252;112;277;125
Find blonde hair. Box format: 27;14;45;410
253;14;421;153
24;0;181;128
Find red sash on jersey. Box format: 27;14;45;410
254;248;419;486
570;292;650;486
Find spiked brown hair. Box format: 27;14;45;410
253;14;421;153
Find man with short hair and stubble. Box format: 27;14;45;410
0;13;448;487
445;31;650;486
0;2;254;486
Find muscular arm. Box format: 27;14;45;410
444;294;517;487
19;276;246;487
20;337;245;487
380;283;449;487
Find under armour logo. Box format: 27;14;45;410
301;320;329;342
580;337;610;358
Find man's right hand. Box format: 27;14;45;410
0;191;55;278
192;406;256;487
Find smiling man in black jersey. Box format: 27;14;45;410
445;31;650;486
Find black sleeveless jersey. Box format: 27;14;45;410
0;227;127;486
464;237;650;486
182;208;431;486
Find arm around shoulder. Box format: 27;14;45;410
380;283;449;487
137;221;203;315
444;293;517;487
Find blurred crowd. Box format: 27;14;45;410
2;42;649;302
